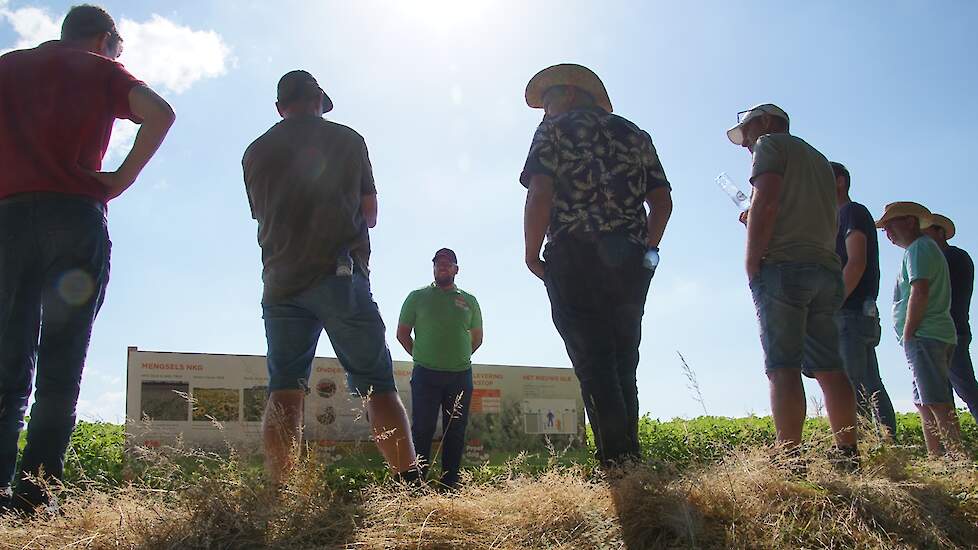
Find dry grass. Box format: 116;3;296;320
2;442;976;550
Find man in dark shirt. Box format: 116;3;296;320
923;214;978;419
242;70;417;486
0;5;174;514
831;162;897;438
521;64;673;466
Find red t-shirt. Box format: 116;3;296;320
0;41;145;204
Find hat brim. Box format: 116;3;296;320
726;124;744;145
322;92;333;114
525;65;613;113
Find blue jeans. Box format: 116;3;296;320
949;333;978;418
409;365;472;488
543;234;653;466
0;193;110;504
262;268;396;396
835;307;898;437
750;262;845;375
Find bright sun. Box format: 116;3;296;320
396;0;489;30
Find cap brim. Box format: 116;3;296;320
322;92;333;114
726;124;744;145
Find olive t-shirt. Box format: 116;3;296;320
750;133;840;271
242;116;375;303
399;285;483;372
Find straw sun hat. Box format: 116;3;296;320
525;63;613;113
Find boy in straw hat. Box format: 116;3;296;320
520;63;673;466
877;202;963;456
728;103;859;465
923;213;978;420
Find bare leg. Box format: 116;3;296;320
365;391;417;474
262;389;304;484
926;403;964;456
768;369;806;448
813;370;858;447
916;404;944;456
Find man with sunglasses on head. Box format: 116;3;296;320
243;70;418;488
520;64;673;467
728;104;859;467
397;248;483;489
0;4;174;514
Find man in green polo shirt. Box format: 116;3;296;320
396;248;483;488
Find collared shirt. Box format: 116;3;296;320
242;116;376;303
519;106;670;248
0;41;144;204
398;284;482;372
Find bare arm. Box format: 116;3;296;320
524;174;554;280
843;231;868;298
470;327;483;353
645;186;673;248
361;193;378;228
905;279;930;341
395;324;414;356
94;85;175;199
745;173;783;279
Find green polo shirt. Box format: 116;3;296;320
399;284;482;372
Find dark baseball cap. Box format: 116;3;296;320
276;70;333;113
432;248;458;263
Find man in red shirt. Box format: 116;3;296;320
0;5;174;514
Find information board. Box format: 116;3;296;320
125;347;586;457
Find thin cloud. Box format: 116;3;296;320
1;5;233;161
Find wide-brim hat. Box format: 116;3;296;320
525;63;613;113
277;70;333;114
726;103;789;145
928;213;956;240
874;201;933;229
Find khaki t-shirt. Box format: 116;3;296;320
750;133;840;270
242;116;376;303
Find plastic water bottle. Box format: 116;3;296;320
643;247;660;273
716;172;751;212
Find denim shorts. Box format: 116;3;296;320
904;336;955;405
262;269;396;396
750;262;845;375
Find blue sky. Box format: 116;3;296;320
2;0;977;422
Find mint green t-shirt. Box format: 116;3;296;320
398;285;483;372
892;236;957;345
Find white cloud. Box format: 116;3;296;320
1;6;232;162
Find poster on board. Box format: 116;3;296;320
125;347;586;457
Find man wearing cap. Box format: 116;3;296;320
728;104;859;460
520;63;673;466
0;5;174;513
242;70;417;484
831;162;898;439
877;202;963;456
396;248;483;488
923;214;978;419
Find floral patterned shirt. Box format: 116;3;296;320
520;107;670;247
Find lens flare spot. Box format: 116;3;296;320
58;269;95;306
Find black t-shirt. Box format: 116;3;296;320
944;245;974;336
836;202;880;310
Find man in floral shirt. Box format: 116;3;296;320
520;64;673;466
